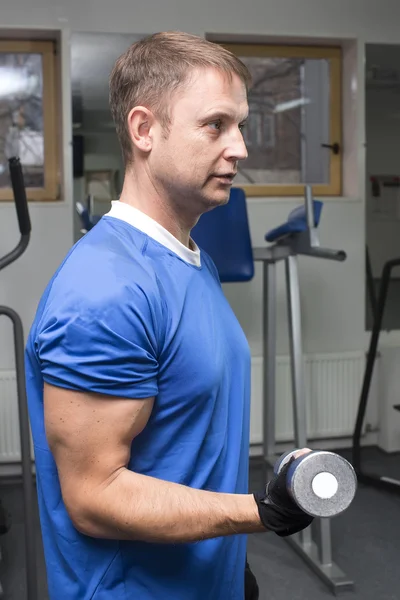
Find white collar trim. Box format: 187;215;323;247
105;201;201;267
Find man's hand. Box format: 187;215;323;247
253;449;314;537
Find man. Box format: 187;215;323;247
25;32;313;599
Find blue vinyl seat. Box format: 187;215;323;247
191;187;254;283
265;200;323;243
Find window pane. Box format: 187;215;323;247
236;56;331;186
0;53;44;188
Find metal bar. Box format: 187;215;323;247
0;158;31;272
291;243;347;262
263;262;277;461
8;157;31;237
286;535;354;593
305;185;320;248
305;185;315;232
318;518;332;566
284;255;353;591
365;246;378;325
0;235;30;273
352;256;400;472
284;254;311;550
300;521;313;550
253;245;291;263
0;307;38;600
300;64;308;184
290;233;346;262
285;255;308;449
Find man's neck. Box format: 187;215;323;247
118;171;196;249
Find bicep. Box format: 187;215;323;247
44;382;154;512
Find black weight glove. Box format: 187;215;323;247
253;458;314;537
244;558;259;600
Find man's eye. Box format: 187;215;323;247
239;122;247;132
209;120;222;130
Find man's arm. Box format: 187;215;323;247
44;383;265;543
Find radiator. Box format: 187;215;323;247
0;370;33;463
250;351;367;445
0;352;369;462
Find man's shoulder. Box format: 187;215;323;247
44;222;162;318
74;216;152;270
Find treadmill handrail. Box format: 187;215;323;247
9;157;31;236
0;157;31;272
366;245;378;325
353;255;400;470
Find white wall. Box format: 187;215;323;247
3;0;400;454
2;0;400;41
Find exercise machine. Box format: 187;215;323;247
75;195;102;234
0;157;37;600
253;188;351;593
353;253;400;493
192;185;352;594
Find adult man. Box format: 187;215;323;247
25;32;313;599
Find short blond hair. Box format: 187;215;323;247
109;31;251;166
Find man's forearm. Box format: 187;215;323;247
72;468;266;543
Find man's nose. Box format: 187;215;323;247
225;129;248;162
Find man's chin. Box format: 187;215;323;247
203;190;231;211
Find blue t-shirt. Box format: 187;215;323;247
25;202;252;599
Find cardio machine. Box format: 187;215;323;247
353;252;400;493
0;156;37;600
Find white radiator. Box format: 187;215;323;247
0;352;371;462
0;370;33;463
250;351;367;445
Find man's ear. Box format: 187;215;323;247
127;106;155;153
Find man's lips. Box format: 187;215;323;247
212;173;236;181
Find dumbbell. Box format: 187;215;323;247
274;449;357;518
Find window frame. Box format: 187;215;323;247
221;43;342;197
0;40;58;202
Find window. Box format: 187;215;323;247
222;44;342;196
0;40;58;201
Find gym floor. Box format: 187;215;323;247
0;446;399;600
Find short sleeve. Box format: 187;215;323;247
36;279;160;399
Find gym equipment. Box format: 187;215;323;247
189;188;254;282
365;245;378;324
192;185;353;594
252;188;352;594
0;157;37;600
274;450;357;518
353;253;400;492
75;195;103;234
